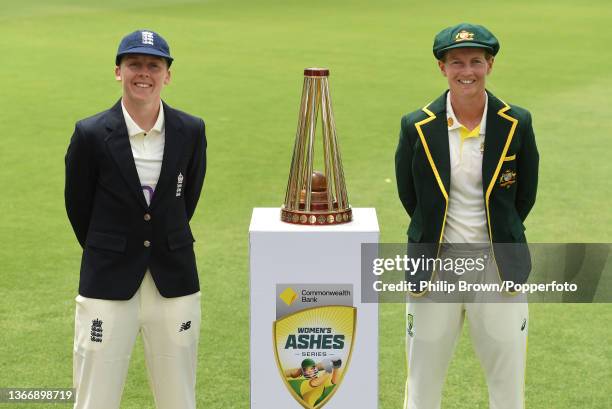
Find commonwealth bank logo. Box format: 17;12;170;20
273;305;356;409
280;287;298;306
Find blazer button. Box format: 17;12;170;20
144;213;151;221
144;240;151;248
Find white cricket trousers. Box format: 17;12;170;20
404;251;528;409
73;272;201;409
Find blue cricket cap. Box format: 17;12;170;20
115;30;174;66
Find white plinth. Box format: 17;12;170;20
249;207;379;408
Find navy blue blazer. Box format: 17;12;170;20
65;100;207;300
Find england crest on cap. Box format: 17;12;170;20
141;31;155;45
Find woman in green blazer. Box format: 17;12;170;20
395;23;539;409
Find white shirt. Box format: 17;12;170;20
443;92;489;244
121;100;165;206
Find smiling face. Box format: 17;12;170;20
114;54;171;106
438;48;493;98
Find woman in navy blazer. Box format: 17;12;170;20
65;30;206;409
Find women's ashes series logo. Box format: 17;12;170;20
273;296;356;409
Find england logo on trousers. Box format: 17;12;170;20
90;318;103;343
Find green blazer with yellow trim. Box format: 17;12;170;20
395;90;539;285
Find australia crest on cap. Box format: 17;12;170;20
455;30;475;42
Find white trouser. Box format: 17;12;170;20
404;251;528;409
73;272;201;409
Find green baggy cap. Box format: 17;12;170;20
433;23;499;60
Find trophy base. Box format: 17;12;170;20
280;207;353;225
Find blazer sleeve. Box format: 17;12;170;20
515;112;539;222
184;119;207;220
395;115;417;217
65;123;97;248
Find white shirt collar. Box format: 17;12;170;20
121;100;165;137
446;91;488;135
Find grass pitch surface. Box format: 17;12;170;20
1;0;611;408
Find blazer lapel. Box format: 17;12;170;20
415;92;451;200
482;91;518;200
104;100;149;209
149;102;185;210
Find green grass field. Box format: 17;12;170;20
1;0;611;408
